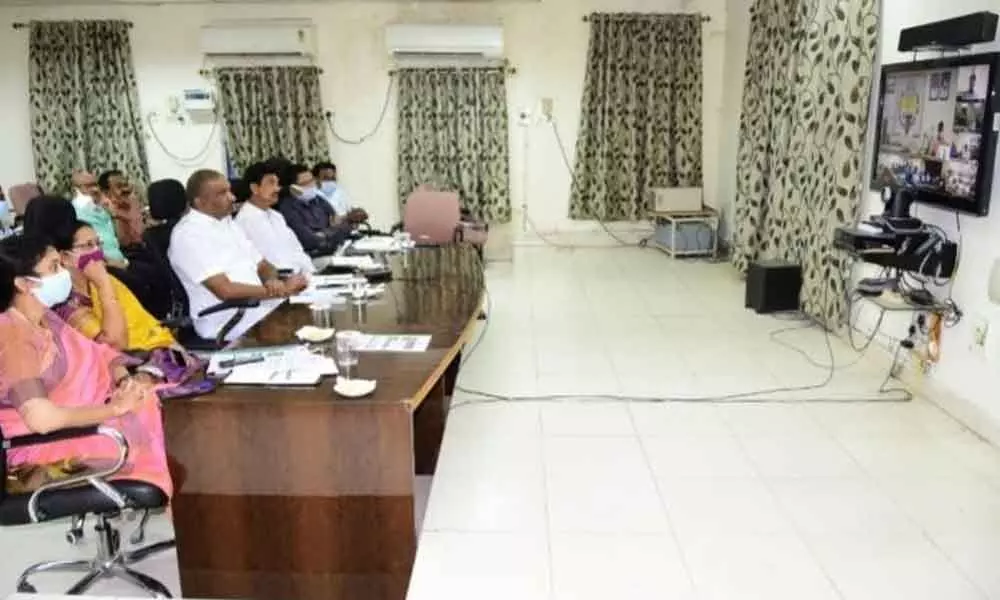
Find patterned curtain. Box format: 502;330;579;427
569;13;703;221
214;66;329;173
730;0;878;326
396;67;511;224
28;20;149;195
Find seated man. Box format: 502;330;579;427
168;169;307;340
70;170;128;269
235;161;315;275
279;163;366;255
100;170;145;248
313;161;367;222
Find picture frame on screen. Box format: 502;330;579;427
871;52;1000;216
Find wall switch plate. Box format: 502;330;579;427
971;315;990;354
540;97;554;121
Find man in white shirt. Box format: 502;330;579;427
235;161;316;274
313;161;368;223
168;169;307;339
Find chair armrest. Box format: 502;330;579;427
160;315;191;330
198;299;260;318
9;426;131;523
5;425;101;450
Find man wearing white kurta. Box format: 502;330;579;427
235;161;317;275
169;169;307;340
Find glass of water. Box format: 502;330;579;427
335;330;361;380
349;277;367;305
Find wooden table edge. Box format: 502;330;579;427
404;290;484;412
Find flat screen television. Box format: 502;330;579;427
871;53;1000;216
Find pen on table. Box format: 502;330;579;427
218;356;266;369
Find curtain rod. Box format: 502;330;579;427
582;14;711;22
388;64;516;75
12;21;134;29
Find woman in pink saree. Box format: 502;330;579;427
0;234;171;497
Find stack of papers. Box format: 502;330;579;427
349;236;400;253
208;346;337;386
290;281;387;305
329;255;384;271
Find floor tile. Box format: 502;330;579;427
642;433;757;480
659;477;795;541
769;477;919;536
550;533;695;600
740;433;864;478
810;530;986;600
424;433;545;533
540;402;634;436
629;402;730;437
681;532;840;600
544;436;669;534
407;532;549;600
930;527;1000;599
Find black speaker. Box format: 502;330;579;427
898;12;998;52
745;261;802;314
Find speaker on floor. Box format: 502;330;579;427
745;261;802;314
898;12;998;52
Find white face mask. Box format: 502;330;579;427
73;189;94;207
30;268;73;308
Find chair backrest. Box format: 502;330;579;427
147;179;187;222
7;183;42;216
144;179;191;319
403;189;461;246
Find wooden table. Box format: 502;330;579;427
163;245;484;600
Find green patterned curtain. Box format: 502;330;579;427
569;13;703;221
28;20;149;195
730;0;878;326
214;66;329;173
396;67;511;224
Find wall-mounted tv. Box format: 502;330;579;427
871;52;1000;216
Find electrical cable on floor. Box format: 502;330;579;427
452;272;912;410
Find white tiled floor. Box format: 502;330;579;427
410;246;1000;600
4;246;1000;600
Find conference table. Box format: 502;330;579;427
163;244;485;600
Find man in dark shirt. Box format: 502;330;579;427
278;163;365;256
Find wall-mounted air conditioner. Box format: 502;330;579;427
385;24;504;60
200;19;316;57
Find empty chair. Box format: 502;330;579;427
7;183;42;218
402;188;462;246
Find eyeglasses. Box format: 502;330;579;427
72;239;103;251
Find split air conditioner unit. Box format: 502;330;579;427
385;24;504;60
200;19;316;57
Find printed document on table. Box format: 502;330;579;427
356;334;432;353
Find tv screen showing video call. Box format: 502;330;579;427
873;61;992;205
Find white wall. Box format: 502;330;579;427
859;0;1000;422
0;0;728;237
715;0;751;242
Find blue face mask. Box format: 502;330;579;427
298;185;319;202
320;181;337;199
30;268;73;308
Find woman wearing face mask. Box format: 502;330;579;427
49;221;205;386
0;234;173;497
51;221;169;351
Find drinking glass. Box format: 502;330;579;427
335;330;361;380
349;277;368;305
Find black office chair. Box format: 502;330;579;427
0;425;175;597
144;179;259;350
